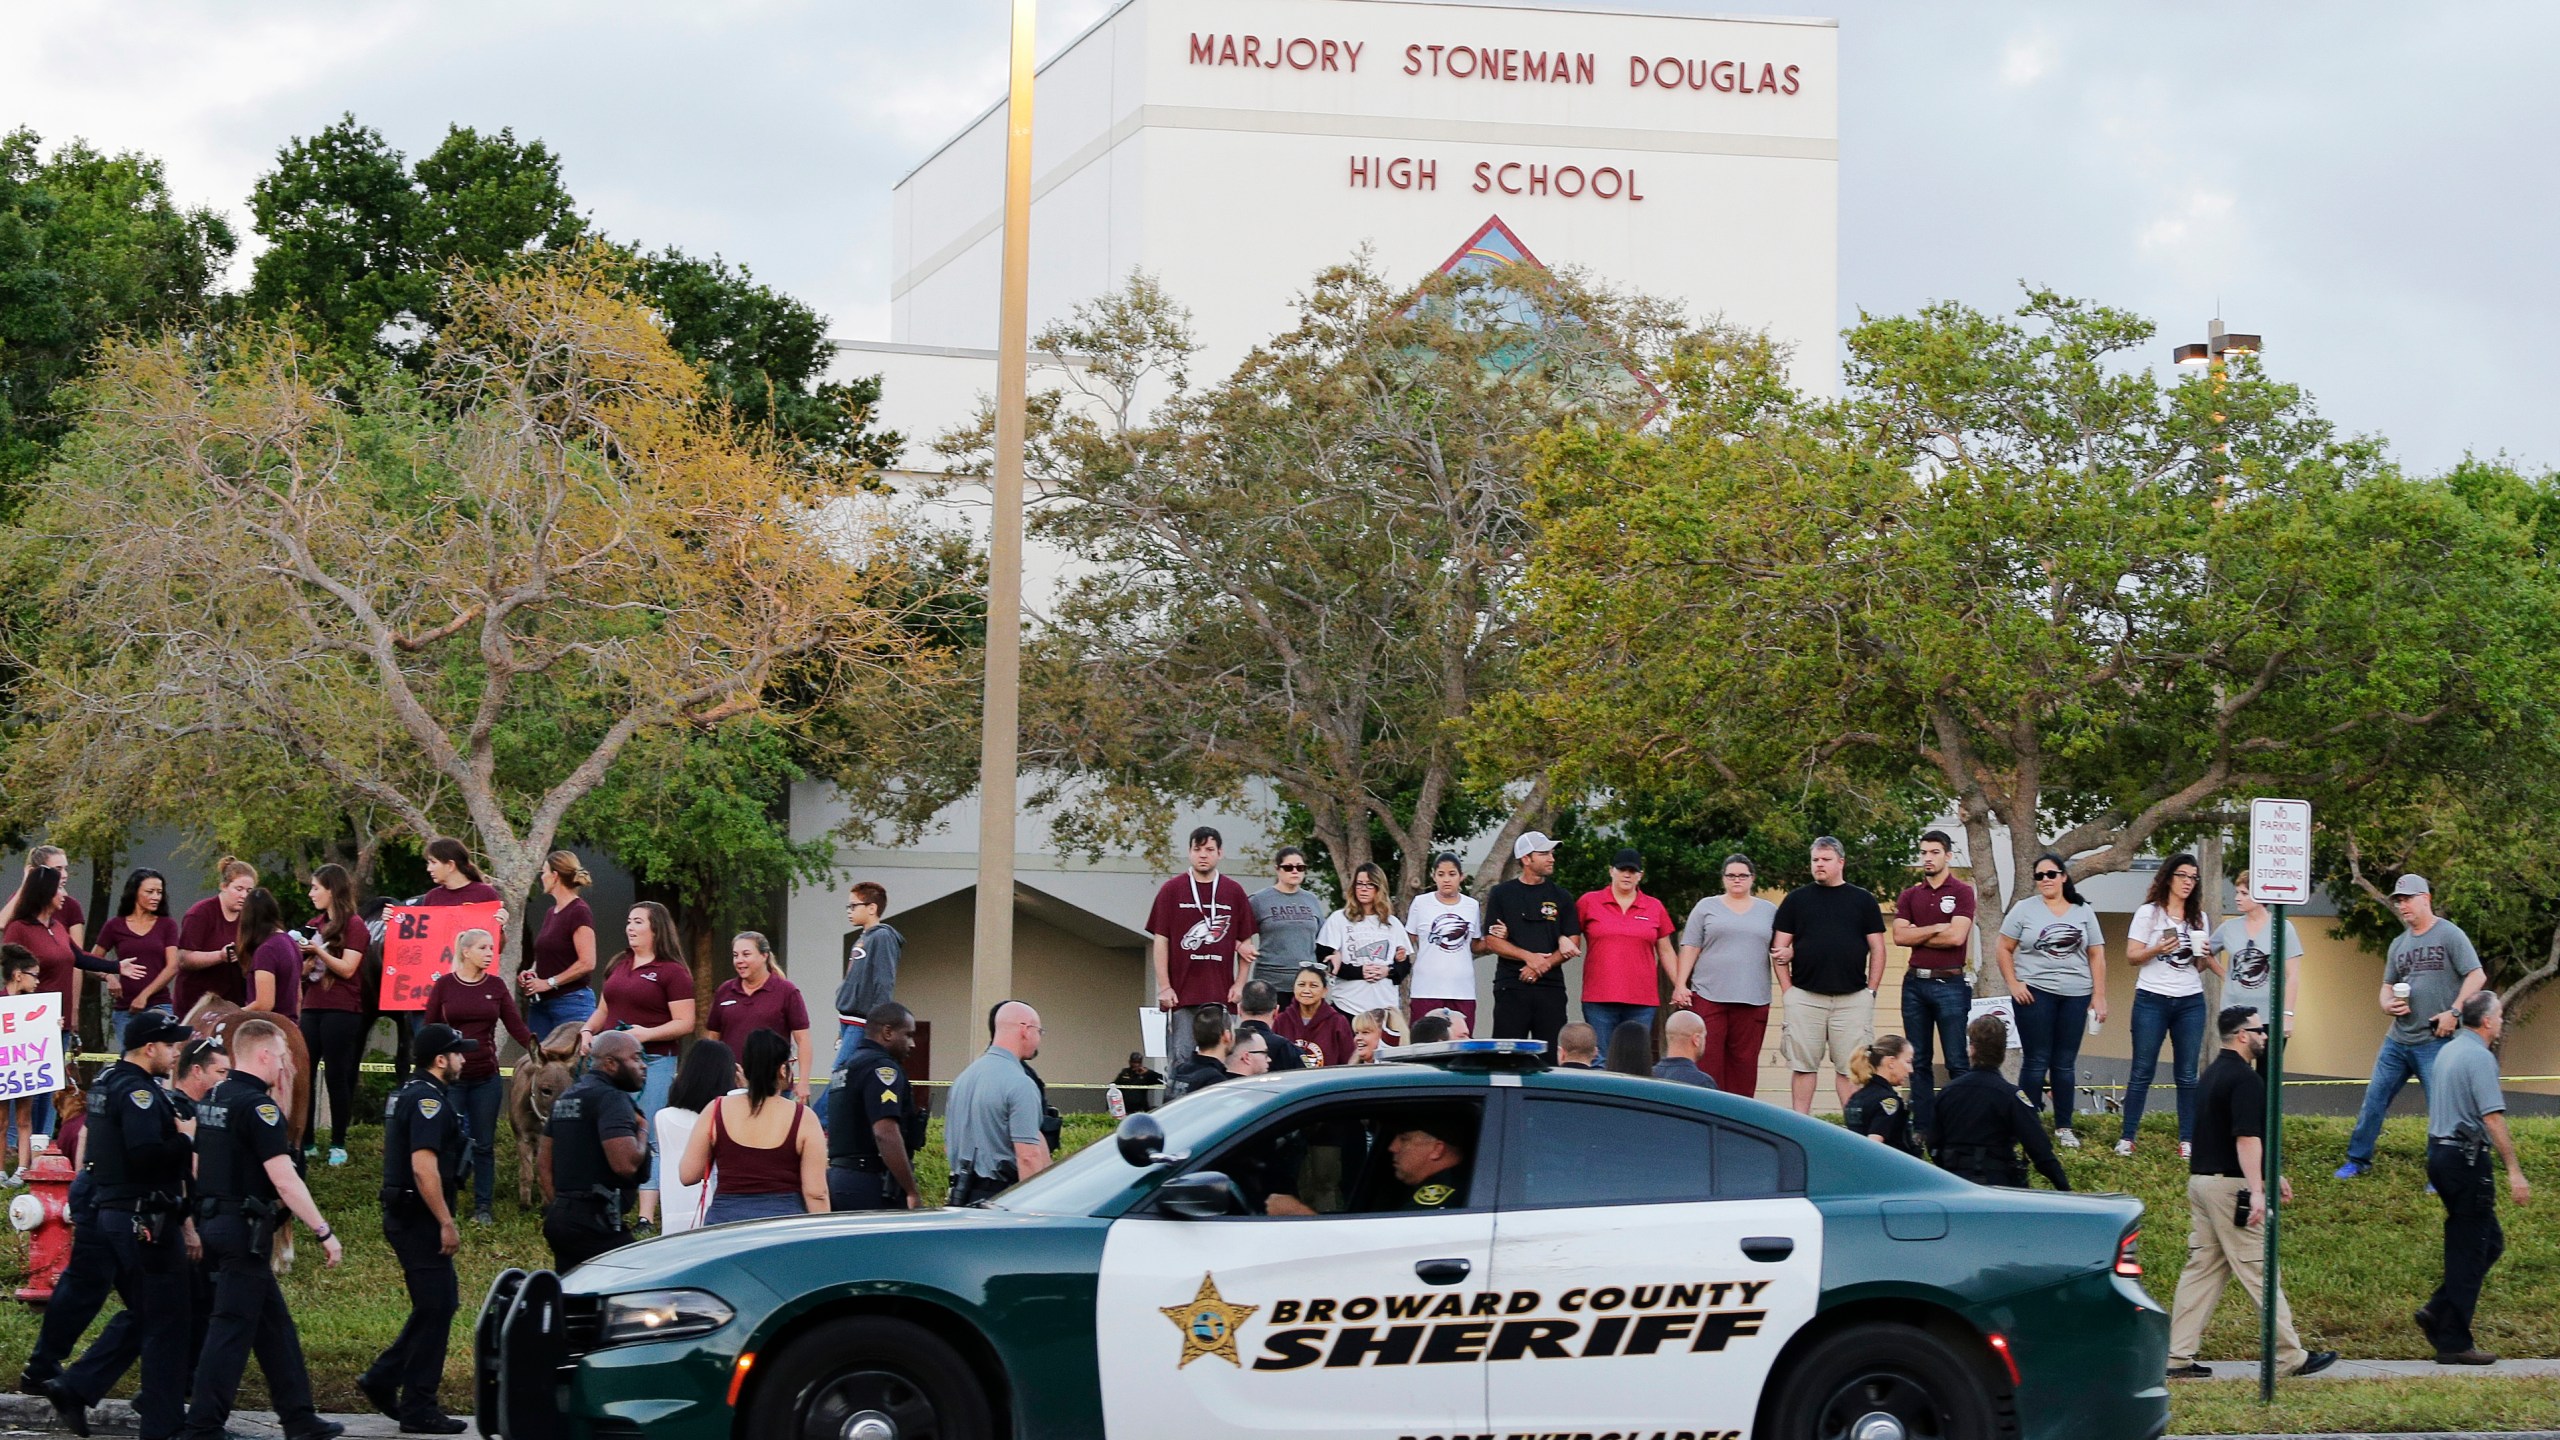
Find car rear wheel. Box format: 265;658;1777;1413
749;1316;993;1440
1770;1323;2005;1440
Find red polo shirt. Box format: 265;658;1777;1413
1574;888;1677;1006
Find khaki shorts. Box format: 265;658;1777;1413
1779;987;1873;1074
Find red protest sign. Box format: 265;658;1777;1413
377;902;503;1011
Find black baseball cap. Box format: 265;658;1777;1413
123;1011;193;1049
1611;847;1645;871
412;1023;482;1063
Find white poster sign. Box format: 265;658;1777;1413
0;993;65;1101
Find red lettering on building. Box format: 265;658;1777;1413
1192;34;1361;71
1630;53;1806;95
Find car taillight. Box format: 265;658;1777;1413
2114;1230;2142;1277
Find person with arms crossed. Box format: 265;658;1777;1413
2416;992;2531;1364
1479;832;1583;1045
361;1024;476;1433
2338;874;2487;1179
1772;837;1889;1115
2163;1006;2337;1380
1146;827;1258;1070
1888;832;1975;1132
946;1001;1051;1205
829;1002;926;1211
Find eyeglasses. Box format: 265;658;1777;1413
1723;871;1754;880
1278;863;1307;872
2034;870;2065;881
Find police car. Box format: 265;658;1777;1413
475;1041;2166;1440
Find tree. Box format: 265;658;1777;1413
0;127;235;493
7;251;961;931
1492;291;2557;944
941;262;1684;896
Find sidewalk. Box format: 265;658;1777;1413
0;1394;466;1437
2185;1358;2560;1381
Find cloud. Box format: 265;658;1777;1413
2000;30;2056;86
2138;190;2238;253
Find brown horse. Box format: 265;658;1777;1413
508;1022;585;1207
184;998;314;1151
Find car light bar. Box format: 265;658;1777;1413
1381;1039;1550;1069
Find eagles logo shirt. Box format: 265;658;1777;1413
1146;873;1260;1008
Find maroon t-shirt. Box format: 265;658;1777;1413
173;897;247;1013
1894;876;1978;972
1146;873;1259;1008
531;897;594;987
425;969;536;1081
601;953;694;1056
4;917;78;1016
95;914;179;1008
56;894;84;938
708;971;810;1052
299;913;372;1014
245;931;302;1023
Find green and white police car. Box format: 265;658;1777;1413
475;1040;2167;1440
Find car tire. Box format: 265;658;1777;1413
750;1315;994;1440
1768;1322;2007;1440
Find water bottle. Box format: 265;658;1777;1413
1106;1084;1126;1120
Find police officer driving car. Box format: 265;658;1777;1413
1386;1112;1470;1209
361;1023;475;1433
180;1016;345;1440
829;1001;926;1210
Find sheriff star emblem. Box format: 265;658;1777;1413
1160;1273;1257;1368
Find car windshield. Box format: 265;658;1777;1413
994;1084;1271;1216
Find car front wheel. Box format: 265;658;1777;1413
748;1315;994;1440
1769;1322;2007;1440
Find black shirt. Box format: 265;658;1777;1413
85;1060;190;1202
1844;1076;1920;1156
1167;1055;1231;1099
546;1072;644;1210
195;1072;293;1203
1926;1068;2069;1191
2190;1050;2264;1179
382;1074;468;1204
1483;879;1582;988
1239;1019;1304;1072
1772;882;1886;995
1392;1166;1466;1210
1649;1057;1720;1090
829;1042;925;1170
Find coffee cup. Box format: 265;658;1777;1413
2393;982;2412;1000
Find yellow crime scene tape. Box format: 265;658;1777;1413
67;1054;1140;1088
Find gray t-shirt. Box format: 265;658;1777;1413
1248;886;1327;989
2426;1029;2505;1140
1999;898;2103;997
2386;918;2482;1047
2212;914;2303;1020
1680;896;1778;1006
945;1046;1045;1180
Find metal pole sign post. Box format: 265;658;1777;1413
2248;798;2312;1402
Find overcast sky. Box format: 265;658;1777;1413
10;0;2553;473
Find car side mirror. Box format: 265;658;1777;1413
1115;1112;1186;1168
1155;1170;1248;1220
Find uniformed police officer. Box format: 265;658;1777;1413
828;1001;927;1210
1384;1113;1470;1210
1928;1015;2070;1191
180;1017;346;1440
541;1029;650;1269
359;1023;475;1434
40;1011;195;1440
1843;1035;1924;1158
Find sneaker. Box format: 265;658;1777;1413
2114;1139;2136;1157
2435;1348;2498;1366
357;1369;401;1420
0;1171;25;1189
398;1414;470;1435
472;1207;496;1227
2333;1160;2370;1179
2056;1128;2081;1149
2163;1362;2214;1380
2424;1182;2437;1196
2290;1350;2340;1377
2179;1141;2192;1161
328;1147;349;1167
284;1420;347;1440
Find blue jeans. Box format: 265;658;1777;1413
526;986;596;1039
703;1190;805;1226
830;1019;866;1077
638;1052;676;1192
2013;986;2091;1130
2122;989;2207;1143
1900;976;1972;1130
453;1075;506;1213
110;1005;175;1052
1582;1002;1657;1060
2346;1034;2443;1165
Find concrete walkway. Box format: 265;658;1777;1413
2186;1357;2560;1381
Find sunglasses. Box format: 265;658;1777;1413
2034;870;2065;881
1278;863;1307;872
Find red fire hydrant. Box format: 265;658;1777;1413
11;1139;79;1303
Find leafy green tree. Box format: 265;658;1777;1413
0;127;235;492
1491;291;2558;951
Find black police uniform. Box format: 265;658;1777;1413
1844;1075;1923;1157
1392;1167;1466;1210
544;1070;644;1269
1926;1067;2070;1191
182;1072;329;1440
49;1059;193;1437
828;1040;925;1211
23;1138;109;1390
363;1072;469;1422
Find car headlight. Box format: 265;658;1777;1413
597;1288;734;1347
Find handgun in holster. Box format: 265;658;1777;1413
241;1196;284;1261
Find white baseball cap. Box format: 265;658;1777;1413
1513;831;1558;860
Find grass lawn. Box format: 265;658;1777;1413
0;1105;2547;1430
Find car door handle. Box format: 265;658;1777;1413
1414;1258;1472;1285
1741;1236;1795;1263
